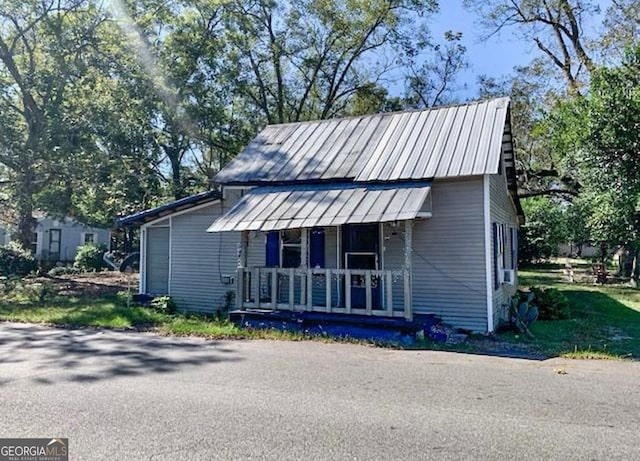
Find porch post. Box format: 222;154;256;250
236;230;249;309
403;220;413;320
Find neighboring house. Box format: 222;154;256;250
121;98;524;333
1;215;111;262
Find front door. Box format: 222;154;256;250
342;224;381;309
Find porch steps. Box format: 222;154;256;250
229;309;440;343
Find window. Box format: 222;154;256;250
265;228;324;269
281;229;302;268
30;231;38;255
49;229;61;260
82;232;96;245
493;223;508;289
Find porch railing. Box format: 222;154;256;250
235;267;411;320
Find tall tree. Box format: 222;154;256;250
222;0;439;123
0;0;110;246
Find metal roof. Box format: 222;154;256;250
116;190;221;228
213;98;510;184
207;182;431;232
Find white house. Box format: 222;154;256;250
1;214;111;262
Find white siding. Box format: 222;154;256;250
411;178;489;332
35;217;110;262
489;168;520;330
169;202;240;314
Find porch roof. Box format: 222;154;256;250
207;182;431;232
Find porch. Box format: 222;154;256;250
208;181;434;322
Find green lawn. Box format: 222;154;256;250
0;292;301;340
496;267;640;360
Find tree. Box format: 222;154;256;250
221;0;439;123
0;0;111;246
599;0;640;61
405;31;468;108
465;0;597;93
519;196;566;263
547;46;640;272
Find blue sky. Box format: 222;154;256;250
432;1;534;96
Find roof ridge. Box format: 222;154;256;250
262;97;510;128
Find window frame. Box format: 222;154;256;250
82;232;96;245
280;229;303;269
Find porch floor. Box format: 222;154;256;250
229;309;440;342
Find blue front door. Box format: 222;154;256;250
342;224;381;309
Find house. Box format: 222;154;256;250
1;214;111;262
122;98;523;333
116;191;235;310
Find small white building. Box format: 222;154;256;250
1;214;110;262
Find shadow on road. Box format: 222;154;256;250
0;323;242;386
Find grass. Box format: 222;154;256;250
496;267;640;360
0;290;352;342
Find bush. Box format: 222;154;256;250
74;244;107;272
48;266;81;277
0;242;38;276
149;296;176;314
530;287;570;320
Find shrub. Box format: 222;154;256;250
150;296;176;314
48;266;81;277
530;287;570;320
74;244;107;272
0;242;38;276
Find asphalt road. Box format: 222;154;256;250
0;322;639;461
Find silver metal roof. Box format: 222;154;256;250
207;182;431;232
214;98;510;184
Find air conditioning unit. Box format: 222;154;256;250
502;269;515;286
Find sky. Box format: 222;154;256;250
428;0;611;99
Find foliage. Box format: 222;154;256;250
529;286;570;320
547;47;640;264
519;197;566;263
48;266;82;277
0;242;38;276
500;266;640;360
509;290;539;337
74;244;107;272
149;296;177;314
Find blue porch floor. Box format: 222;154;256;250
229;309;441;343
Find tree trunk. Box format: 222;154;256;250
599;242;607;264
171;158;184;200
14;170;36;250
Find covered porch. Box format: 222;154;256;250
208;182;432;321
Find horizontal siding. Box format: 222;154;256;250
490;170;519;329
34;218;110;262
170;203;240;314
411;178;488;332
